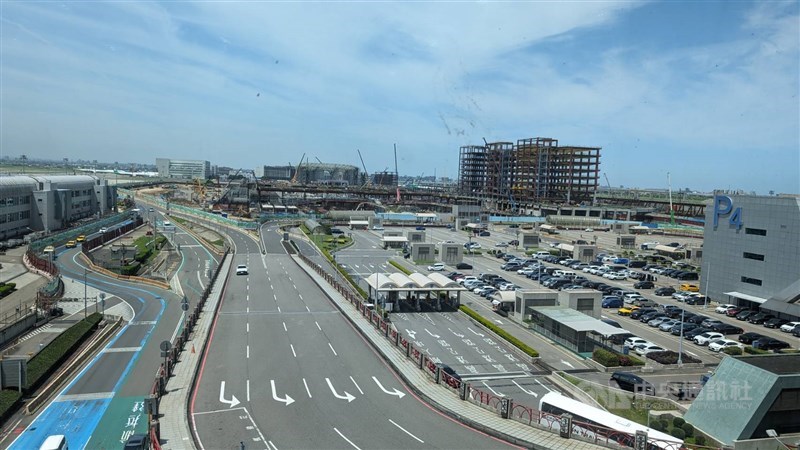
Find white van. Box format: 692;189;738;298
534;251;551;259
39;435;68;450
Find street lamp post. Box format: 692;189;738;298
83;267;88;319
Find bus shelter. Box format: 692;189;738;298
364;272;465;312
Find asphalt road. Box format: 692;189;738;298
8;207;218;450
191;224;518;450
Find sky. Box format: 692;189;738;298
1;1;798;195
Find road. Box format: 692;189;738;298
191;224;517;449
6;207;219;449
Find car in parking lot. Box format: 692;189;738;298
715;304;738;314
648;317;671;328
610;371;655;395
478;231;490;237
602;296;624;308
494;242;509;248
633;281;654;289
725;306;746;317
456;262;473;270
748;313;776;325
679;283;700;292
694;332;724;346
764;318;789;329
711;323;744;335
658;319;681;332
684;294;708;305
654;286;676;296
427;263;445;271
671;322;699;336
624;337;649;348
708;339;744;352
684;327;711;340
701;318;724;328
738;332;766;345
752;338;792;351
603;272;627;280
780;321;800;333
634;343;665;356
640;312;667;323
735;310;759;321
687;315;710;325
630;308;656;320
617;305;639;316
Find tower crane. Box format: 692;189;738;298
291;153;306;184
357;149;371;186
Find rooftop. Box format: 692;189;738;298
737;354;800;375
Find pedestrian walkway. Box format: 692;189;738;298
291;254;607;450
158;255;232;450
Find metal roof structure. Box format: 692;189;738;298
534;306;629;335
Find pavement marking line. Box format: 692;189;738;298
247;306;250;314
481;381;505;397
328;342;338;356
247;345;250;359
196;271;205;290
534;378;553;393
334;427;362;450
350;376;364;395
268;441;279;450
101;347;143;353
56;392;115;402
303;378;312;398
270;380;295;406
325;378;355;402
278;306;281;313
371;376;405;398
290;344;297;358
316;321;322;331
512;380;538;397
388;419;424;444
306;306;311;312
191;406;247;416
247;379;250;402
247;322;249;333
298;294;303;300
283;322;287;331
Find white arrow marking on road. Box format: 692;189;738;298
481;381;505;397
534;378;554;393
512;380;538;397
219;381;240;408
560;360;575;369
448;328;465;338
405;329;417;339
326;378;355;402
270;380;295;406
425;328;440;338
494;319;503;325
468;327;485;337
372;376;406;399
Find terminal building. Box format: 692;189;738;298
0;175;116;240
702;194;800;320
155;158;211;179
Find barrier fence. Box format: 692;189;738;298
296;251;696;450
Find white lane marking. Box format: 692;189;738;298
303;378;312;398
247;379;251;402
247;294;249;302
247;323;249;333
270;284;274;290
316;321;322;331
350;376;364;395
290;344;297;358
270;379;295;406
273;294;277;301
424;328;440;338
196;271;205;290
306;306;310;312
334;428;361;450
534;378;553;393
293;284;297;289
388;419;424;443
325;378;355;402
481;381;504;397
298;294;303;300
219;381;240;408
277;306;281;313
246;345;250;359
372;376;405;398
247;306;250;314
283;322;287;332
512;380;538;397
328;342;338;356
267;441;279;450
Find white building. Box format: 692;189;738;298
156;158;210;179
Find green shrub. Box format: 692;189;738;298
389;261;412;275
694;435;706;445
681;422;694;437
723;346;743;356
650;420;666;432
0;389;23;422
659;419;670;431
672;417;685;427
592;348;620;367
0;284;15;298
120;262;141;276
744;346;769;355
460;306;539;357
670;428;686;440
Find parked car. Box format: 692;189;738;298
427;263;446;271
478;231;490;236
711;323;744;335
684;294;708;306
738;332;766;345
641;312;667;323
630;308;656;320
602;296;624;308
694;332;724;346
617;306;639;316
634;343;665;356
624;337;649;348
752;338;791;351
708;339;744;353
679;283;700;292
687;315;710;325
610;371;655;395
671;323;699;336
456;262;473;270
780;321;800;333
725;306;746;317
648;317;671;328
701;318;724;328
633;281;654;289
415;226;426;230
654;286;676;296
715;304;738;314
764;318;789;329
658;319;681;332
685;327;711;340
610;332;636;345
748;313;776;325
735;309;759;321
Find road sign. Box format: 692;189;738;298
160;340;172;352
181;303;189;311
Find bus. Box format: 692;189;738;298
538;393;683;450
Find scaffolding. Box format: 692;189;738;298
458;145;487;195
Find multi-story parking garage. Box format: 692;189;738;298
702;194;800;320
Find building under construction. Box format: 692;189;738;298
458;137;601;211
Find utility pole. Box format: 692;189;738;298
84;267;88;319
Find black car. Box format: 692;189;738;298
478;231;490;237
687;315;710;325
685;295;707;306
764;318;789;329
456;262;473;270
738;332;766;344
748;313;776;324
793;327;800;338
640;312;667;323
684;327;711;340
124;434;151;450
671;323;699;336
654;287;676;296
752;338;791;351
628;260;647;268
610;332;636;345
630;308;657;320
610;371;655;395
582;280;599;289
711;323;744;335
634;281;654;289
736;310;758;321
666;308;689;319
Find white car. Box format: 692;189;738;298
634;344;665;356
715;304;737;314
372;225;384;230
694;332;724;346
427;263;445;271
624;337;649;348
780;321;800;333
458;276;478;285
604;272;627;280
236;265;248;275
708;339;744;352
495;242;509;248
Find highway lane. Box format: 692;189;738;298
8;218;217;450
192;225;518;449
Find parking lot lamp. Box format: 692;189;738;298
678;308;685;365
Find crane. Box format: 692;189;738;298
291;153;306;184
357;149;370;186
603;173;611;189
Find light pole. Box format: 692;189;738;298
677;308;685;365
83;267;88;319
702;261;711;310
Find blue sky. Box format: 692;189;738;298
1;1;798;194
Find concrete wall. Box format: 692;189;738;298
559;289;601;318
439;243;463;265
